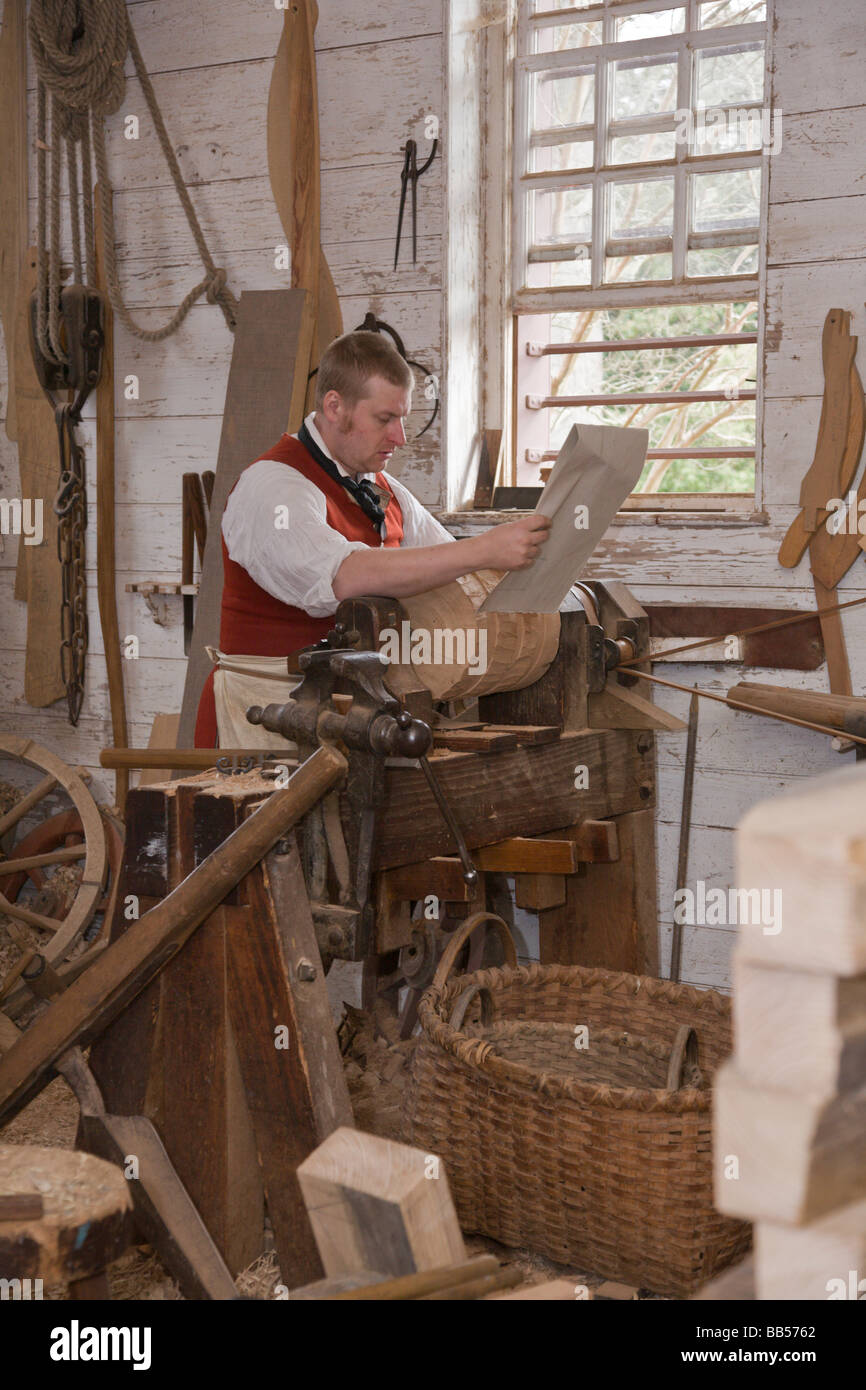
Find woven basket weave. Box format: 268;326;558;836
404;913;750;1298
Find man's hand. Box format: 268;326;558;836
479;513;552;571
333;513;551;601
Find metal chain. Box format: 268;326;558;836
54;406;88;725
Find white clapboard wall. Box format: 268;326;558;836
0;0;864;993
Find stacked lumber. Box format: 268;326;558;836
714;766;866;1299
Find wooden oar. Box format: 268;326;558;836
0;0;27;447
778;309;857;568
807;359;866;591
267;0;342;416
93;187;130;809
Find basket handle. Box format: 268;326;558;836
665;1024;699;1091
448;982;494;1031
432;911;518;993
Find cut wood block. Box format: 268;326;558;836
735;766;866;974
473;837;582;874
540;818;620;863
755;1197;866;1301
432;728;520;752
483;725;561;746
297;1127;466;1279
0;1143;132;1284
515;874;567;911
714;1060;866;1225
732;954;866;1097
381;857;472;905
589;681;687;732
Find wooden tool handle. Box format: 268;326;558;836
332;1255;500;1301
432;911;518;993
725;681;866;729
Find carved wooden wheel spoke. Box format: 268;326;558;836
0;738;119;1018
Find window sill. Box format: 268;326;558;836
436;507;770;531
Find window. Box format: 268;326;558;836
512;0;770;506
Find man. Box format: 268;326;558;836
195;331;550;746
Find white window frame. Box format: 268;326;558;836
507;0;772;514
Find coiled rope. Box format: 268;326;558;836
29;0;238;363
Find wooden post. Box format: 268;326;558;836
537;808;659;974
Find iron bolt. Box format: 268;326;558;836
296;958;317;982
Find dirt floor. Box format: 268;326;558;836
0;993;648;1301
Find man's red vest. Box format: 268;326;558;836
194;433;404;746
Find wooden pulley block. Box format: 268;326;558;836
397;570;560;701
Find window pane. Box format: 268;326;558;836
611;178;674;237
610;130;676;164
530;138;594;172
531;186;593;244
699;1;766;27
691;106;771;154
605;252;672;283
532;68;595;131
540;302;758;493
612;56;679;119
688;244;759;276
615;8;685;41
696;44;764;107
692;167;760;232
533;21;602;52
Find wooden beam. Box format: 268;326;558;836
714;1061;866;1226
538;808;658;973
177;290;315;748
371;729;654;870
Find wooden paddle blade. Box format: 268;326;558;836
267;1;342;416
778;510;815;569
809;363;866;590
779;311;860;567
266;28;293;256
798;309;856;529
813;573;852;696
307;247;344;412
267;2;320;300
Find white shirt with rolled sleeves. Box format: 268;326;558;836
221;412;455;617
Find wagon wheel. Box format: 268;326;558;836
0;737;110;1015
0;807;124;1019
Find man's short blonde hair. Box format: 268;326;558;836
314;330;413;410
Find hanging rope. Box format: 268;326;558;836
28;0;237;363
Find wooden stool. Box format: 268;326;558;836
0;1144;132;1298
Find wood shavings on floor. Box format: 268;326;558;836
0;998;661;1299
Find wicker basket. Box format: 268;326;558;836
404;912;750;1298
